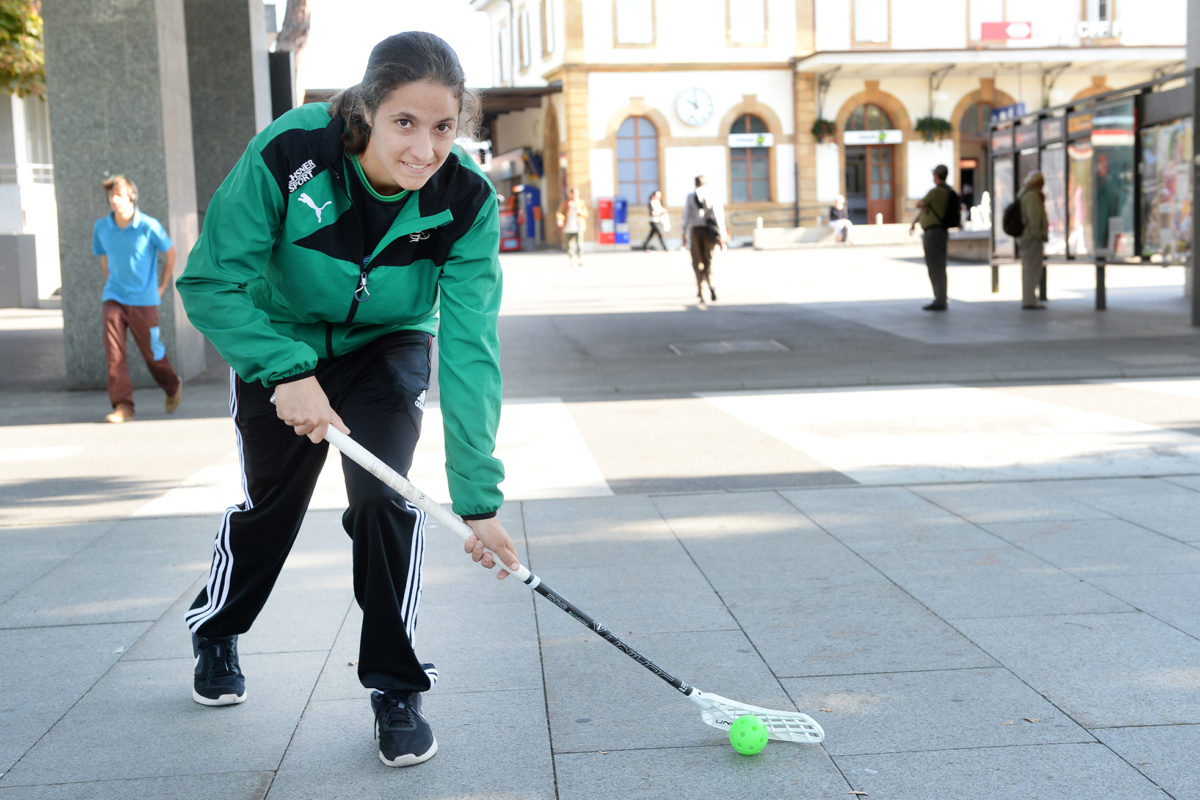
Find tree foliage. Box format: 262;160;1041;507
0;0;43;97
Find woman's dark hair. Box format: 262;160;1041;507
329;31;482;154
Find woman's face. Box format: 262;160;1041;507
360;80;460;194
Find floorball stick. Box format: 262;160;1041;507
325;427;824;744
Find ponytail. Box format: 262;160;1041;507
328;84;371;155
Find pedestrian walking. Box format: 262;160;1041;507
175;31;521;770
681;175;726;303
556;187;587;266
92;174;183;423
641;189;668;250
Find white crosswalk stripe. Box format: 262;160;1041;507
702;383;1200;484
0;446;81;462
125;379;1200;518
130;398;611;518
409;399;612;504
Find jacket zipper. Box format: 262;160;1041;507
344;257;371;325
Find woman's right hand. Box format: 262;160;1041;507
273;376;349;443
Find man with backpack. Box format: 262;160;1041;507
1017;171;1049;309
908;164;960;311
682;174;726;304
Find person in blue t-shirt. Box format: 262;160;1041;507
92;175;182;423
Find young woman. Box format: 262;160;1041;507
828;193;853;243
641;189;668;250
555;186;587;266
176;32;520;769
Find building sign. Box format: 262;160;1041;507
990;129;1014;153
1014;124;1039;151
990;103;1027;123
980;21;1032;40
1067;111;1093;136
728;132;774;148
1077;20;1122;38
1040;117;1064;143
843;129;902;145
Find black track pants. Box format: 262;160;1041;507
186;330;437;692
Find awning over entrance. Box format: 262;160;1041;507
475;83;561;115
793;46;1185;79
302;83;562;119
472;83;561;143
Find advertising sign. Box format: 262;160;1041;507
1067;141;1094;258
728;133;774;148
1140;118;1193;263
844;129;903;145
991;103;1027;124
980;21;1032;40
1042;146;1067;257
992;156;1015;256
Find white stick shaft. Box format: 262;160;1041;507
324;427;531;582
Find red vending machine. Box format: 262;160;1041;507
499;195;521;252
597;197;614;245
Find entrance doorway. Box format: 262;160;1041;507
866;145;895;223
843;102;898;224
844;148;867;224
958;156;979;220
845;145;896;224
958;101;993;222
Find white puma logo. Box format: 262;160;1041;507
297;192;332;222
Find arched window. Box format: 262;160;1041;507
616;116;658;203
729;114;769;202
959;102;994;141
846;104;893;131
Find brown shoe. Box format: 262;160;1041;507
165;385;183;414
105;403;135;424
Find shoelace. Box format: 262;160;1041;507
374;693;418;739
197;639;240;678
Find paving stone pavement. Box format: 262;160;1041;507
1;247;1198;799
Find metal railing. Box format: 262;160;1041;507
728;204;829;229
0;163;54;184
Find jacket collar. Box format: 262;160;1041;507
319;112;350;189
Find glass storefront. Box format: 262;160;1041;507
1091;97;1136;258
1066;140;1094;259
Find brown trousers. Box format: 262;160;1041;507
102;300;181;411
689;226;718;294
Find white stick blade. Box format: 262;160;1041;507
688;689;824;744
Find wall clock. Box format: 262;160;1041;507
676;87;714;126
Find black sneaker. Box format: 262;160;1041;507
191;633;246;706
372;690;437;767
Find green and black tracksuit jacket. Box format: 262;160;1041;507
177;103;504;517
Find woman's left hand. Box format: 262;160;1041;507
464;516;522;580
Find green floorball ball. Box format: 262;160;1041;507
729;714;769;755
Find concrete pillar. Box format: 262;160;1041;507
185;0;273;227
44;0;205;389
1188;0;1200;316
560;1;591;207
562;68;591;206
